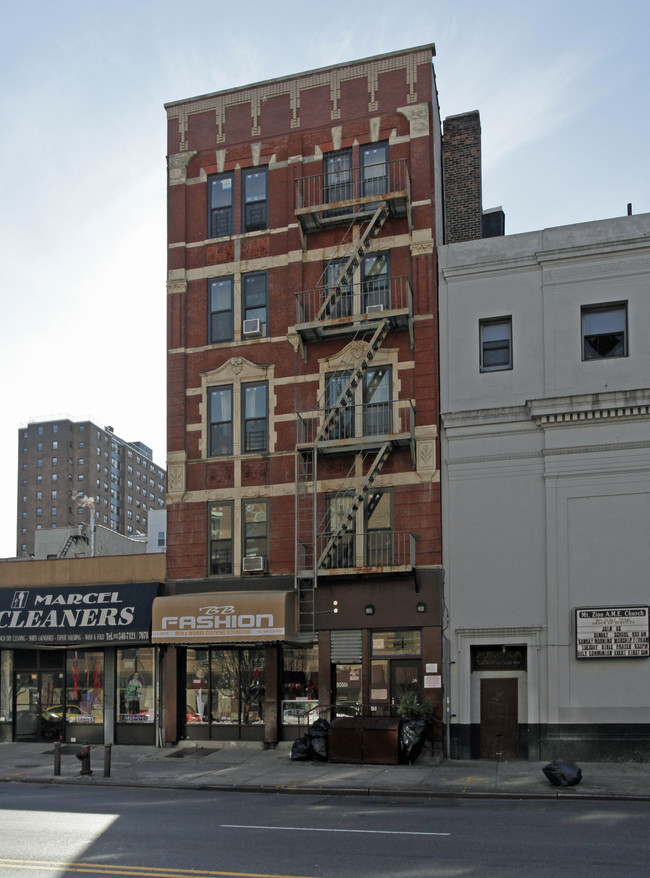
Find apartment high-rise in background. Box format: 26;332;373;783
17;417;166;557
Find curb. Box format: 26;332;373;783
2;773;649;802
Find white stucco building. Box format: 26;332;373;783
439;212;650;760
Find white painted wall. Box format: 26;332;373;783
439;213;650;756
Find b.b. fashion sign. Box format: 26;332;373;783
152;591;297;643
0;583;159;645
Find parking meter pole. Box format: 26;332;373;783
104;744;112;778
53;741;61;777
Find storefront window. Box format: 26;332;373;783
210;649;264;725
281;645;318;725
0;652;13;723
66;650;104;726
117;647;154;723
371;630;421;657
186;648;210;723
334;663;361;716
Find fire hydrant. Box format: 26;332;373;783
76;744;93;776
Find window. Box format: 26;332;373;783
480;317;512;372
208;172;234;237
325;371;355;440
208;277;234;343
582;302;628;360
242;382;268;452
324;149;352;212
242;168;268;232
361;142;388;198
117;647;153;723
363;366;392;435
209;386;233;456
243;499;268;559
324;258;353;318
366;490;392;566
327;493;355;568
209;502;233;575
361;252;391;311
242;271;268;337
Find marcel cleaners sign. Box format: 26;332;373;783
0;583;159;645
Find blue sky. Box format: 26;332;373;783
1;0;648;557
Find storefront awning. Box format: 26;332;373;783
0;583;160;645
152;591;297;644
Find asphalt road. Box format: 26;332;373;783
0;784;648;877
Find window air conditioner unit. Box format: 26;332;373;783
242;318;263;338
367;304;384;314
242;555;266;573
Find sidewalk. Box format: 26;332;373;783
1;742;649;801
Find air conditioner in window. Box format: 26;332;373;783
367;304;384;315
242;318;263;338
242;555;266;573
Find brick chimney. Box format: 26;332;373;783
442;111;483;243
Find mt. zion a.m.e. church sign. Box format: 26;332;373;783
575;607;649;659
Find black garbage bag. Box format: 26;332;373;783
290;736;312;761
399;719;428;764
543;759;582;786
310;734;328;761
309;718;330;737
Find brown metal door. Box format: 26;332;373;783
480;677;518;759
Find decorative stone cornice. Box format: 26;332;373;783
529;388;650;427
168;151;197;185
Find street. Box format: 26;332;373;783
0;784;648;877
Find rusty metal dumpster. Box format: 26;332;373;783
329;716;401;764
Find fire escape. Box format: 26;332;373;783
293;158;416;632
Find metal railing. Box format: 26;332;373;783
297;399;415;446
318;530;416;572
295;158;410;212
296;276;413;326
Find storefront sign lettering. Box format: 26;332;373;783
0;584;159;644
152;591;296;643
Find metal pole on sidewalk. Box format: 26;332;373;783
53;741;61;776
104;744;112;777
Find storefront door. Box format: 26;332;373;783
14;670;64;741
390;659;421;709
480;677;518;759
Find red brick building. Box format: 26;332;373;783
159;45;448;748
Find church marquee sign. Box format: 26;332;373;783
575;606;649;659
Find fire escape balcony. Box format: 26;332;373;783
295;158;411;235
297;399;415;461
295;276;413;344
298;530;416;577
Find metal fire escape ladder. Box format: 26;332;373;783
316;201;390;322
314;319;390;444
295;203;392;633
58;532;89;559
295;445;318;633
318;441;392;570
